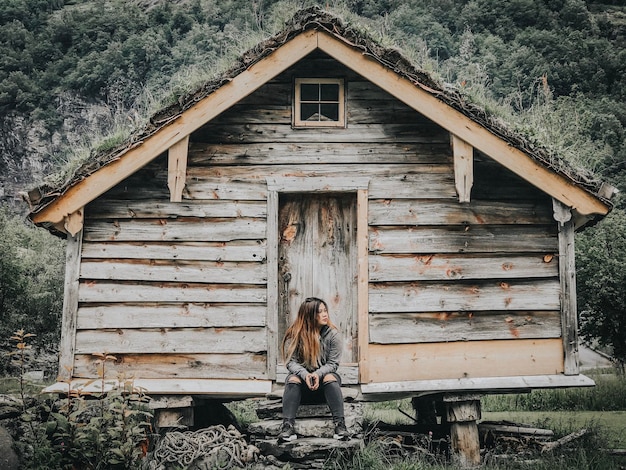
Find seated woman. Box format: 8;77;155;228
278;297;349;442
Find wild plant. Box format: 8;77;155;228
5;334;153;469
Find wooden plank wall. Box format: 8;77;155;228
74;51;563;384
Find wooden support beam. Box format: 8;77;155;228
167;135;189;202
357;188;370;383
266;189;279;380
444;394;482;468
57;231;82;381
452;134;473;203
553;199;579;375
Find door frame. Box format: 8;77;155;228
266;177;370;383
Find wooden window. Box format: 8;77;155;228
294;78;345;127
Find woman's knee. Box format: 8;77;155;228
288;376;302;384
322;374;337;384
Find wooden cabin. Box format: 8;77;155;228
28;9;614;403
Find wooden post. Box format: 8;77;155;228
444;393;481;468
553;199;579;374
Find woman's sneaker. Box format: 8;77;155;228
278;420;297;442
333;418;350;440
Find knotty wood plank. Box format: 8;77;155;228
369;199;553;225
83;218;266;242
193;123;449;144
78;282;266;303
368;339;564;382
369;226;558;254
188;142;452;165
74;327;267;354
73;352;268;379
369;253;558;282
76;303;266;329
369;311;561;343
81;241;266;262
369;280;561;313
188;163;451;181
86;200;267;219
184;181;268;201
79;260;267;284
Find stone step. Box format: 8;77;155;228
255;436;364;462
248;414;361;439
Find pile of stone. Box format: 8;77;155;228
247;395;365;469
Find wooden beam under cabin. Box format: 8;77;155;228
167;135;189;202
316;31;610;217
31;29;320;228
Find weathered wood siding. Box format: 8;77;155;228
75;51;562;384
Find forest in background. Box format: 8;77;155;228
0;0;625;372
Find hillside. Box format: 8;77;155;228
1;0;625;214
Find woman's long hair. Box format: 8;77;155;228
281;297;336;370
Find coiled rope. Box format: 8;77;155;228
150;424;259;469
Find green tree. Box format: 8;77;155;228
0;206;65;374
577;207;626;371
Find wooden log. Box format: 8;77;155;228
369;311;561;344
369;199;553;226
73;352;268;380
74;327;267;355
76;303;266;329
369;253;558;282
86;200;267;219
188;141;453;165
193;123;449;144
479;422;554;438
79;259;267;284
369;226;557;254
83;218;266;242
81;240;266;262
369;279;561;313
450;421;481;467
78;282;266;303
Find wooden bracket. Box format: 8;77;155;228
168;135;189;202
452;134;473;203
64;208;84;237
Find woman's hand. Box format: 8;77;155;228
305;373;319;390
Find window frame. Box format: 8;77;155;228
293;78;346;128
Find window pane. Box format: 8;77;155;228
320;83;339;101
301;103;319;121
320;103;339;121
300;83;319;101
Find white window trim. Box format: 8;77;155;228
293;78;345;128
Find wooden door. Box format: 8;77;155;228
277;193;358;372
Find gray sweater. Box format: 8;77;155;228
286;325;343;381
